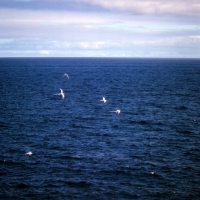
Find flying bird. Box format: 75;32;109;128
64;73;69;79
100;96;107;103
110;110;121;114
26;151;33;156
54;88;65;99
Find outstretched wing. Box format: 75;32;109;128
64;73;69;79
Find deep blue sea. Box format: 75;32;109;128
0;58;200;199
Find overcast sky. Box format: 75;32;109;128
0;0;200;57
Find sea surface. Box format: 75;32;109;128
0;58;200;199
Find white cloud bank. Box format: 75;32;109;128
0;0;199;57
82;0;200;16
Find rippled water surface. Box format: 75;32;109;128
0;58;200;199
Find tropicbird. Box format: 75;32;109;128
54;88;65;99
100;96;107;103
26;151;33;156
64;73;69;79
110;110;121;114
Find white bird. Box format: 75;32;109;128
60;89;65;99
26;151;33;156
54;88;65;99
64;73;69;79
100;96;107;103
110;110;121;114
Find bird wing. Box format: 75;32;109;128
64;73;69;79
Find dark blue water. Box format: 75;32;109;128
0;58;200;199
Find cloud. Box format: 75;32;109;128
0;38;13;44
0;1;199;58
38;50;50;55
82;0;200;17
1;0;199;17
79;41;105;49
49;41;70;49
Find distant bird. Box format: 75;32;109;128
26;151;33;156
110;110;121;114
64;73;69;79
54;88;65;99
100;96;107;103
60;89;65;99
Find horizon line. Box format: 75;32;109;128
0;56;200;59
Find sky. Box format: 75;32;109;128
0;0;200;58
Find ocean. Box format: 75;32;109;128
0;58;200;199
